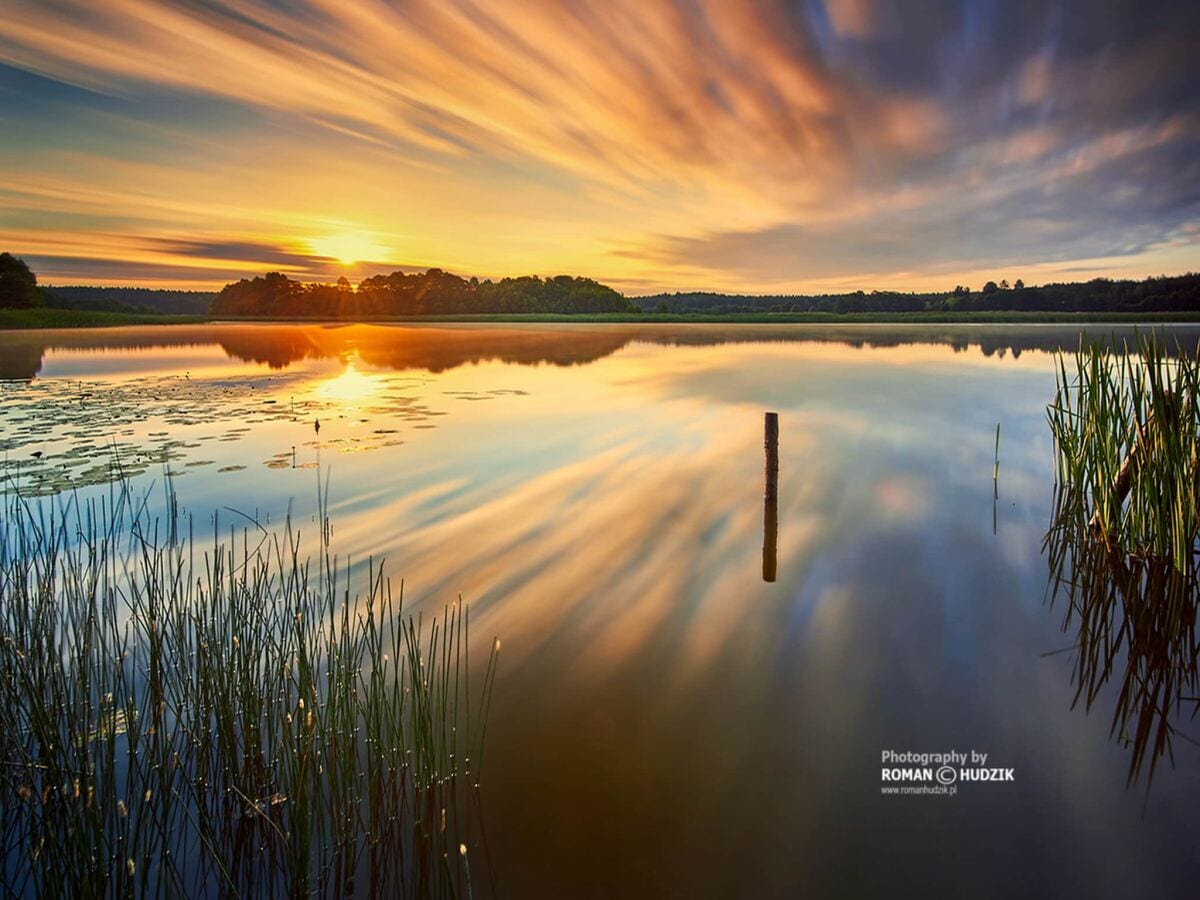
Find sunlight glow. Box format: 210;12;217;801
0;1;1195;292
314;358;382;405
310;232;391;266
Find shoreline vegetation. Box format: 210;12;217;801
0;474;498;896
1046;337;1200;785
0;308;207;329
6;307;1200;330
2;252;1199;328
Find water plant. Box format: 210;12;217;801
993;422;1001;489
0;473;498;897
993;421;1001;534
1045;334;1200;785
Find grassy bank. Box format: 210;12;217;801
0;308;206;329
7;308;1200;329
0;475;498;897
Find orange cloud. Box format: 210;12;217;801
0;0;1196;291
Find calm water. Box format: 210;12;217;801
3;323;1200;898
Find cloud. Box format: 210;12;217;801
0;1;978;203
148;238;327;268
26;254;264;284
0;0;1197;289
634;114;1200;284
821;0;913;41
145;238;425;275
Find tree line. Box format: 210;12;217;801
640;273;1200;314
0;253;215;314
210;269;636;316
4;250;1199;318
44;286;215;315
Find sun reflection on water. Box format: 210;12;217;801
312;356;384;407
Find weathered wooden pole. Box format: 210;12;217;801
763;411;779;582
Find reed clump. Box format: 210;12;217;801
0;475;497;897
1045;335;1200;784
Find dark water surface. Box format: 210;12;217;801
3;322;1199;898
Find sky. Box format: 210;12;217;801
0;0;1197;295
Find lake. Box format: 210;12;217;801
3;322;1200;898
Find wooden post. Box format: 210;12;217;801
763;412;779;583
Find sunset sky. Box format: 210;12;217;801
1;0;1197;295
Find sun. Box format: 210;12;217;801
310;232;390;266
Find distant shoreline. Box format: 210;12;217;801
5;307;1200;330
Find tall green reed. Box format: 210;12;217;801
1045;333;1200;785
0;472;498;897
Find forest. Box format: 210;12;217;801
4;251;1199;319
210;269;636;316
639;273;1200;314
44;286;215;314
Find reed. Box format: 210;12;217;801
0;473;497;897
993;422;1001;487
1045;334;1200;785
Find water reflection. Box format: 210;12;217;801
1045;483;1200;785
1044;393;1200;787
4;322;1200;381
3;323;1200;896
0;324;632;381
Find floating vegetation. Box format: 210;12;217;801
0;374;305;495
1045;335;1200;785
0;365;510;496
0;478;499;896
442;390;529;401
